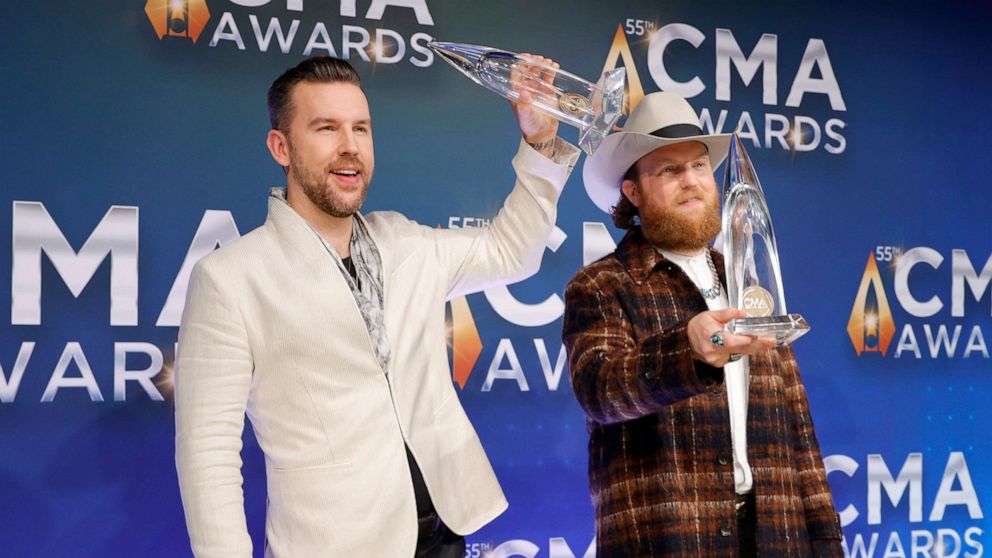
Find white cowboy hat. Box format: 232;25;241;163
582;91;731;214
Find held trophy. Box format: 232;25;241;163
429;41;626;155
721;133;810;345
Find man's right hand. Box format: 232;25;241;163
508;54;560;157
687;308;776;367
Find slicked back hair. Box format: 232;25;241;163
267;56;363;132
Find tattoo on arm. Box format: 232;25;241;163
527;137;556;154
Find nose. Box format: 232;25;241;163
338;129;359;155
680;166;701;189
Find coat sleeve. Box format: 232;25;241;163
174;259;254;558
778;347;844;557
430;139;580;300
562;266;724;425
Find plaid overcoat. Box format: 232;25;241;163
563;227;843;557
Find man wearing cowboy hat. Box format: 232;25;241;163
562;92;843;557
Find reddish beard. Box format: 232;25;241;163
640;192;721;252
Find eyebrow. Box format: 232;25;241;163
654;153;709;165
307;117;372;127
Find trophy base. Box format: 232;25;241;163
727;314;810;346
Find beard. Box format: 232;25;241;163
640;190;721;252
288;146;370;219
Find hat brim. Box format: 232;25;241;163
582;131;732;214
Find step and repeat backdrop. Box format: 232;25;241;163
1;1;989;556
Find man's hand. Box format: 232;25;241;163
687;308;776;367
509;54;561;157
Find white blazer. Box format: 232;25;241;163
175;140;579;557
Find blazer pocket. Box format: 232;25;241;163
265;462;355;546
270;460;352;473
267;463;354;515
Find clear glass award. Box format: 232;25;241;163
721;133;810;345
429;41;626;155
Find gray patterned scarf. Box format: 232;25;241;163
270;188;390;372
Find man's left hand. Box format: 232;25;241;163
509;54;561;157
687;309;777;367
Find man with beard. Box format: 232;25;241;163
175;56;579;557
562;92;843;557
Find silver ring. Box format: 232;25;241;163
709;331;725;347
728;353;742;362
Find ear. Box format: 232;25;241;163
621;179;641;207
266;129;291;168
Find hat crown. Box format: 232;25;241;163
622;91;703;135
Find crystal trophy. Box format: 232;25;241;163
721;133;810;345
429;41;626;155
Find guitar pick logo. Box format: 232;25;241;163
145;0;211;43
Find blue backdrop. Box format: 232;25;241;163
1;1;989;557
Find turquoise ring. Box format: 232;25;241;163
709;331;725;347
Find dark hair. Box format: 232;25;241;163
267;56;363;131
611;164;640;229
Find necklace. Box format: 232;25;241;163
699;250;722;300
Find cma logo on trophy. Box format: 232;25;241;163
847;246;991;360
145;0;212;43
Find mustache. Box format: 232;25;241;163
675;187;708;205
325;156;365;174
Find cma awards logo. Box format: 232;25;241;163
848;252;897;355
142;0;437;66
847;246;992;360
599;17;848;155
145;0;211;43
445;219;576;394
446;219;620;393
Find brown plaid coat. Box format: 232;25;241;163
563;227;843;557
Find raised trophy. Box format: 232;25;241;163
429;41;626;155
721;133;810;345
